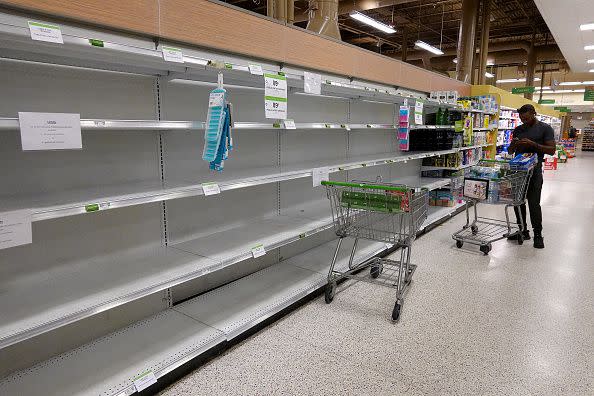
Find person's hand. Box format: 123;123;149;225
516;138;536;150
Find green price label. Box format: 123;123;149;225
88;39;104;47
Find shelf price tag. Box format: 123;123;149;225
249;64;263;75
264;73;288;120
0;209;33;250
312;167;329;187
303;71;322;95
28;21;63;44
202;182;221;196
162;46;184;63
133;371;157;392
251;244;266;258
283;119;296;129
18;112;82;151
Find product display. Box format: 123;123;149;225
203;77;234;171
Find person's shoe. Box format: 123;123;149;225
507;230;530;240
533;234;544;249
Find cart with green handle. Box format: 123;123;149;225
321;180;428;322
452;158;534;255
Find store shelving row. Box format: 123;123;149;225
0;187;467;396
0;173;451;349
420;161;479;172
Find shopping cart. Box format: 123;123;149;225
452;158;534;255
321;181;428;321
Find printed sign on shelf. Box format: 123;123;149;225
28;21;63;44
162;46;184;63
18;112;82;151
251;244;266;258
202;182;221;196
133;371;157;392
303;71;322;95
0;209;33;250
264;73;288;120
312;167;330;187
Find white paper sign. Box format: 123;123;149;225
264;73;288;120
202;183;221;196
133;371;157;392
0;209;33;250
303;71;322;95
251;244;266;258
19;112;82;151
28;21;63;44
312;167;329;187
249;64;263;75
162;46;184;63
414;101;424;125
283;119;296;129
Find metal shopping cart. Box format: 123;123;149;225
452;158;534;255
321;181;428;321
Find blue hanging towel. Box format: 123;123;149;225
209;104;233;171
202;87;227;163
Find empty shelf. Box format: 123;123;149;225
0;246;217;349
174;239;387;340
421;202;466;229
0;310;225;396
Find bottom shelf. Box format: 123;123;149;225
0;238;384;396
0;203;461;395
421;202;466;229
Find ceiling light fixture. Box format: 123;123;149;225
350;11;396;34
496;77;541;83
453;58;458;63
580;23;594;31
588;60;594;64
559;81;581;85
485;72;495;78
414;40;444;55
590;69;594;72
585;45;594;50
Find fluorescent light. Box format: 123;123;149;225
542;89;573;94
539;86;551;90
485;72;494;78
585;45;594;50
559;81;581;85
573;89;586;92
588;59;594;64
590;69;594;72
414;40;444;55
453;58;458;63
496;77;541;83
580;23;594;31
350;11;396;34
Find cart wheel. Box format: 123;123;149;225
456;240;463;249
471;225;478;235
370;264;382;279
324;282;336;304
517;235;524;245
391;300;402;322
480;245;490;255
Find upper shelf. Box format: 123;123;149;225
0;13;454;107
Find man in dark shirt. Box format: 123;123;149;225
508;104;556;249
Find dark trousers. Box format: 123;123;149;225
514;170;543;234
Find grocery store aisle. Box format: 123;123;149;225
160;154;594;396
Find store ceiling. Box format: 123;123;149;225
226;0;561;74
534;0;594;73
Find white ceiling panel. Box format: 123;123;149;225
535;0;594;73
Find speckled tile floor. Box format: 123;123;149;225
160;153;594;396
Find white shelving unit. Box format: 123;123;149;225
0;10;470;393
